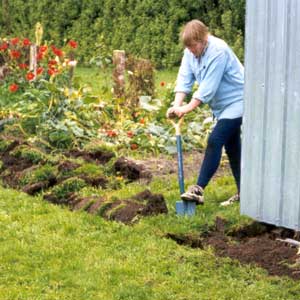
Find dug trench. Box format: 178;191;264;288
167;217;300;280
2;136;300;280
0;135;167;224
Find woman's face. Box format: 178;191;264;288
187;41;206;57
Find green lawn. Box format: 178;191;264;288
0;67;299;299
1;174;299;300
74;66;178;98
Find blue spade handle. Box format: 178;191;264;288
168;115;196;216
176;135;185;194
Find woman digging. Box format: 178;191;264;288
167;19;244;206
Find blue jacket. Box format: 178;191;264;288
175;35;244;119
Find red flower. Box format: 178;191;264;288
130;143;138;150
22;38;31;46
51;45;63;57
0;43;8;51
160;81;166;87
139;118;145;124
48;68;57;76
48;59;57;66
9;83;19;92
127;131;134;138
10;37;19;45
68;40;77;49
10;50;21;59
39;45;48;53
106;130;117;137
26;72;35;81
37;67;44;75
37;52;44;60
19;63;28;69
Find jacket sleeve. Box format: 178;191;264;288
193;50;228;103
174;50;195;94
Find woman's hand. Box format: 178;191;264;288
166;106;185;119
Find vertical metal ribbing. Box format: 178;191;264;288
258;0;271;220
279;0;291;227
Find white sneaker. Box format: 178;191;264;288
181;185;204;205
220;194;240;206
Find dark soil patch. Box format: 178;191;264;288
44;191;75;205
80;175;108;188
167;218;300;280
0;156;36;188
22;177;57;195
87;198;106;214
114;157;152;181
68;149;114;164
1;152;33;172
0;138;22;155
132;189;168;216
43;188;167;224
107;190;168;224
136;151;230;181
106;200;145;224
57;160;81;173
69;196;98;211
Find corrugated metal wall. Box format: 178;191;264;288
241;0;300;230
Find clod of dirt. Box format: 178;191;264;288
79;175;108;188
106;200;145;224
44;192;75;205
166;233;203;248
227;221;274;238
87;198;106;214
0;156;37;188
0;138;22;155
167;218;300;280
132;189;168;216
1;151;34;172
22;177;57;195
108;190;168;224
215;216;228;233
58;160;81;173
69;196;98;211
114;157;152;181
68;149;114;164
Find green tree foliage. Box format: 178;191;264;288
0;0;245;67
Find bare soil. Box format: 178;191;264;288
136;151;230;181
167;218;300;280
114;156;152;181
67;149;115;164
66;189;168;224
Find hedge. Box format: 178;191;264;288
0;0;245;67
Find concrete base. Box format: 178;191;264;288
176;201;196;216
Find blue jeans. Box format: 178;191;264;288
197;117;242;193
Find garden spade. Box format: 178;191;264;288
168;114;196;216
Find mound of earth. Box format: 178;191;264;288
68;149;114;164
167;218;300;280
114;156;152;181
45;189;168;224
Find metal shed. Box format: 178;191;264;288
241;0;300;230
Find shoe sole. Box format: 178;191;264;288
181;193;204;205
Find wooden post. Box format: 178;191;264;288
112;50;125;98
29;44;37;77
68;51;75;88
